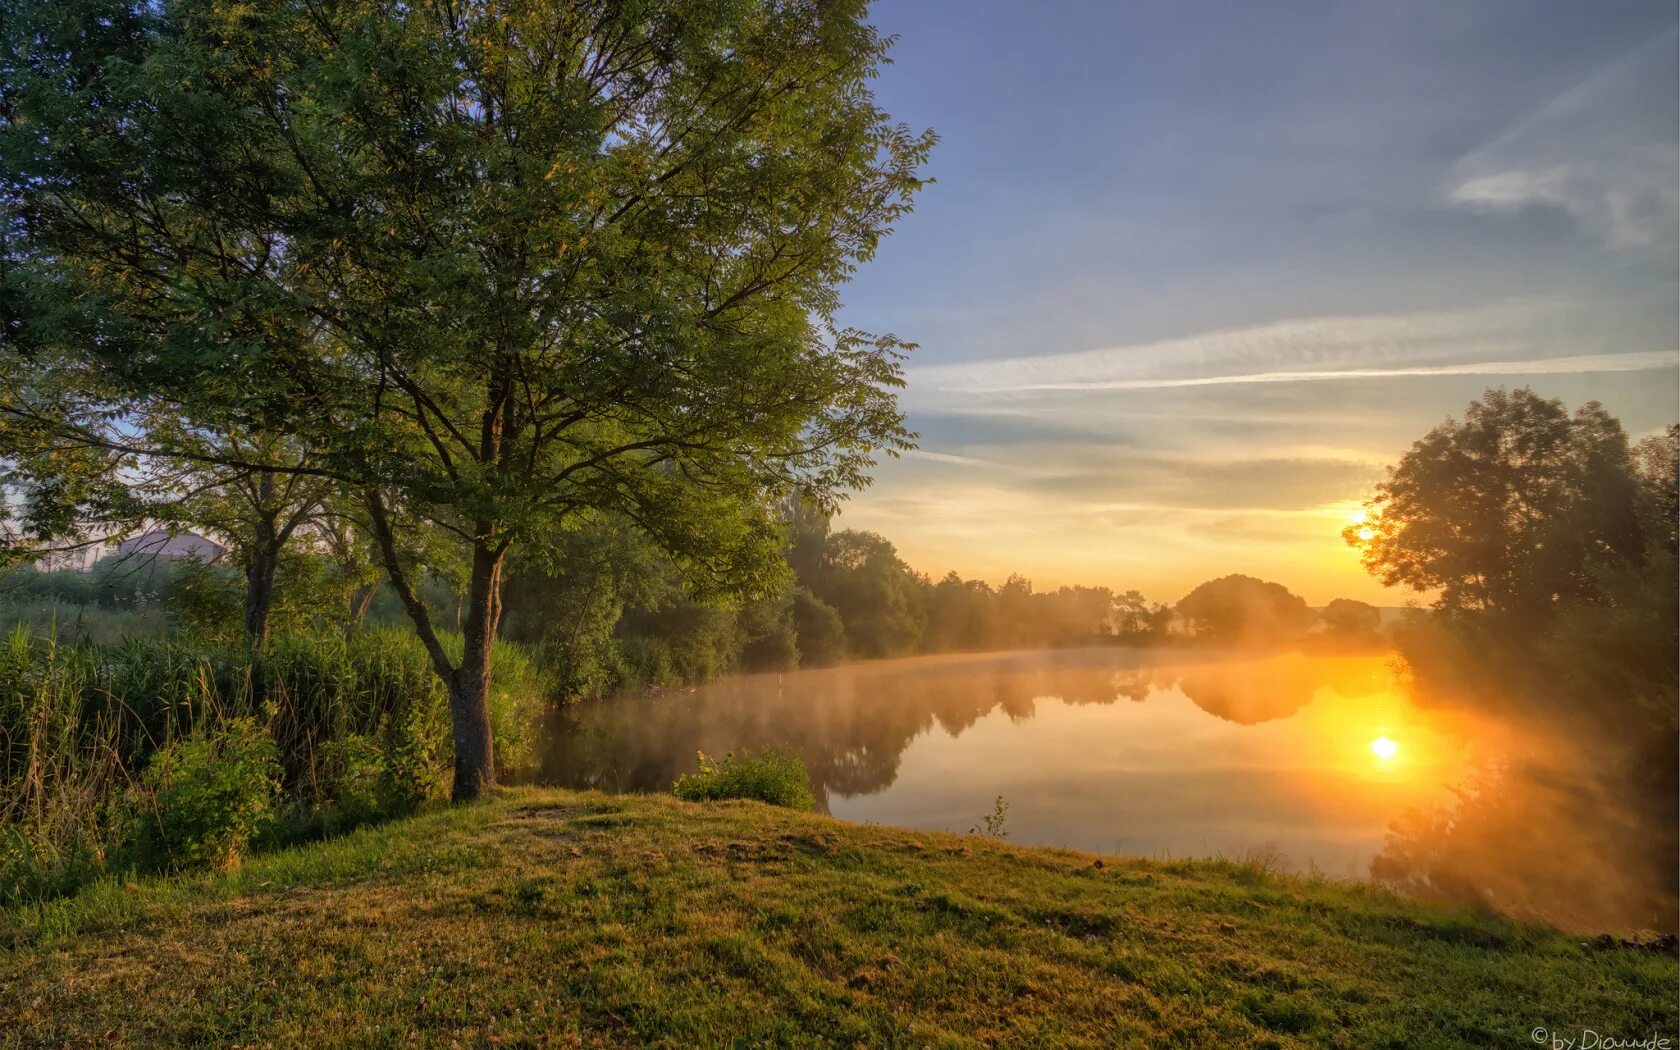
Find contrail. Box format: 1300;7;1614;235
963;349;1677;393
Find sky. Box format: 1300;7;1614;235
832;0;1680;606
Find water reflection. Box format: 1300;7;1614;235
536;647;1672;931
541;650;1473;863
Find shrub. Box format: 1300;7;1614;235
377;706;446;816
311;733;386;830
164;558;246;644
672;748;815;810
132;718;282;873
614;635;677;692
480;638;549;774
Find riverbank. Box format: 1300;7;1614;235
3;788;1672;1047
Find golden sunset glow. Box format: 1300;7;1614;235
1370;735;1399;761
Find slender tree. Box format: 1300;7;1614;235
2;0;930;798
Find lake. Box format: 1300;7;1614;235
535;647;1524;879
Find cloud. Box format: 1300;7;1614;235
957;349;1676;394
1015;452;1382;510
901;448;1008;469
905;299;1671;404
1447;30;1678;251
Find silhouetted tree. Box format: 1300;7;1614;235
1345;388;1646;624
1175;574;1313;646
1352;393;1678;927
1319;598;1381;638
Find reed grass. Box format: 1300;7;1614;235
0;621;549;905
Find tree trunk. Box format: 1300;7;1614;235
448;539;504;801
244;546;276;648
447;655;496;802
244;500;279;649
347;583;375;629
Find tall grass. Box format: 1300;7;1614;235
0;597;167;645
0;624;549;905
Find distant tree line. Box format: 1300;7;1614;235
498;499;1168;697
489;499;1391;701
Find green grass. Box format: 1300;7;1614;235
1;788;1673;1048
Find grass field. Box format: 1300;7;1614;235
2;788;1673;1048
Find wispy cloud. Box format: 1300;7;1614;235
906;299;1666;403
901;448;1009;468
961;349;1676;393
1448;30;1678;251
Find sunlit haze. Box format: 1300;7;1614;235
836;1;1680;603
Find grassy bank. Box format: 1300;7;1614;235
2;789;1672;1048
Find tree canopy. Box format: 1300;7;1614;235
1344;388;1651;623
1;0;933;798
1318;598;1381;638
1174;574;1313;646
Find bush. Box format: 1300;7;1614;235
310;733;386;830
614;635;677;692
672;748;815;810
164;558;246;644
132;718;282;873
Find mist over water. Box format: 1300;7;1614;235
536;647;1674;933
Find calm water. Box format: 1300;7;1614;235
536;647;1520;878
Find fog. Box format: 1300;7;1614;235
538;646;1676;934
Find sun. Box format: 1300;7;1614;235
1370;735;1399;761
1345;508;1376;541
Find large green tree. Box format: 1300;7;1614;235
1;0;930;798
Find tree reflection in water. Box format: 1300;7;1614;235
1371;753;1678;933
533;647;1672;932
535;648;1389;811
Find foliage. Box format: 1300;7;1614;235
810;530;927;658
1346;388;1650;621
672;749;815;811
0;0;932;798
1174;574;1314;646
490;500;1189;701
1351;395;1677;928
0;619;547;904
1318;598;1381;638
734;592;801;673
500;522;658;699
163;558;247;644
309;734;387;833
789;589;848;667
132;718;283;874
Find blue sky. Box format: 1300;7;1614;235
834;0;1680;604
